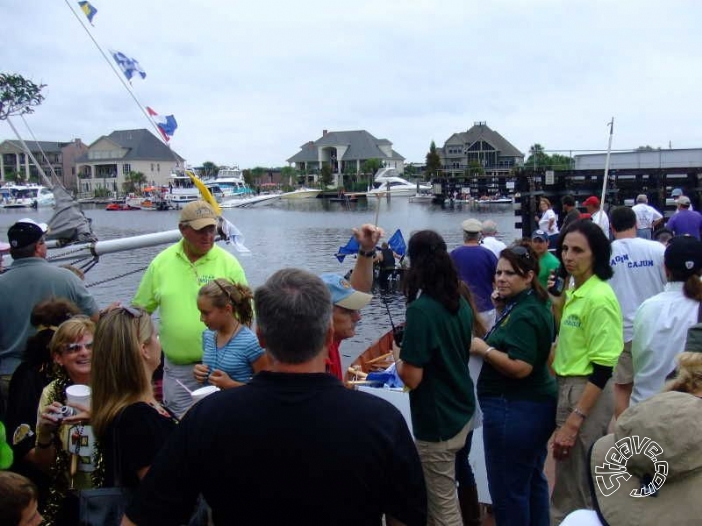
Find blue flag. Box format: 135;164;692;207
387;229;406;257
110;50;146;81
78;1;97;24
334;229;405;263
147;107;178;142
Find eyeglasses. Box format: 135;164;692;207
64;341;93;355
508;246;531;260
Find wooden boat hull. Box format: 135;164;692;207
345;326;398;385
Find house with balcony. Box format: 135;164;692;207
439;122;524;177
0;139;88;188
286;129;405;186
74;129;184;194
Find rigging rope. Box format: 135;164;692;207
85;264;149;288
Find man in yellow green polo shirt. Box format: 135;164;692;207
133;201;247;417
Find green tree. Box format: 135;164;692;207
122;171;147;194
200;161;219;178
281;166;297;186
250;167;266;186
320;164;333;188
242;169;253;186
0;73;45;120
464;160;485;177
361;158;383;179
425;141;442;179
550;154;574;170
525;143;550;170
404;164;417;179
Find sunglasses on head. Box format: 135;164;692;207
509;245;531;260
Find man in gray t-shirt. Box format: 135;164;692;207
0;219;98;419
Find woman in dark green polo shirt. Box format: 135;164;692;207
395;230;477;525
470;242;556;526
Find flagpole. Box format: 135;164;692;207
599;118;614;218
63;0;167;146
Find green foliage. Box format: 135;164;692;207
464;160;485;177
320;164;334;188
0;73;46;120
404;164;417;178
281;166;297;185
425;141;442;179
525;144;573;170
94;187;111;198
361;158;383;178
122;171;147;194
200;161;219;178
242;169;253;186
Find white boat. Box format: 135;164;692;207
0;184;55;208
409;192;434;203
280;188;321;200
366;168;431;197
206;167;255;199
220;193;282;208
164;172;223;208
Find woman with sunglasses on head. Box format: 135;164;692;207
193;279;268;390
394;230;478;525
91;307;178;491
29;316;96;525
548;220;622;524
469;242;556;525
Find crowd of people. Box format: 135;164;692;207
0;193;701;526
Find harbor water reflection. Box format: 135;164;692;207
0;198;520;369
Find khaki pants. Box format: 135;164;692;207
416;420;471;526
550;377;613;525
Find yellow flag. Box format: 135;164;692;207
185;170;221;215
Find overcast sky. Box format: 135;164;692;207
2;0;701;168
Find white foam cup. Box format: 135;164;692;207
66;384;91;409
191;385;219;404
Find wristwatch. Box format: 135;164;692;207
358;248;375;258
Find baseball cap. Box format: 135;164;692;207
7;218;49;249
320;273;372;311
461;218;482;233
677;195;691;206
589;391;702;525
582;196;600;207
531;229;548;242
664;235;702;275
179;201;218;230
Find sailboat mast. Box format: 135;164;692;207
599;118;614;216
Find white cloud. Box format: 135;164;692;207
2;0;701;166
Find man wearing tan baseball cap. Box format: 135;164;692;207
133;200;248;417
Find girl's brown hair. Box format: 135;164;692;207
198;279;254;326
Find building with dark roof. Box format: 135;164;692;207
74;129;184;193
287;129;405;186
0;139;88;188
439;122;524;177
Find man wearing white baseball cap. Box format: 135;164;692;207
0;218;99;419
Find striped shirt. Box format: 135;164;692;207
202;327;264;383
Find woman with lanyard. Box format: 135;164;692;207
470;242;557;526
548;220;623;524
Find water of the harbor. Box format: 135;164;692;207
0;198;520;370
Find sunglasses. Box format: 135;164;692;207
64;341;93;355
508;245;531;260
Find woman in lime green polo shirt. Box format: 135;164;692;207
549;220;623;524
470;242;556;525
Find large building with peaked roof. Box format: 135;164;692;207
287;129;405;185
74;129;184;194
0;139;88;188
439;122;524;177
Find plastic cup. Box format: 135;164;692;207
65;384;91;409
191;385;219;404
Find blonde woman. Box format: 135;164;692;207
91;307;176;488
30;317;96;525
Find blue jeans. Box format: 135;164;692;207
454;430;476;487
480;396;556;526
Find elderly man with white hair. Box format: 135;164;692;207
631;194;663;239
480;219;507;258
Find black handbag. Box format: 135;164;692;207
76;410;132;526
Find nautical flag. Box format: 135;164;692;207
146;107;178;142
387;229;406;257
110;50;146;82
78;1;97;24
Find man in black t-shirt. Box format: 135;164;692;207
123;268;426;526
